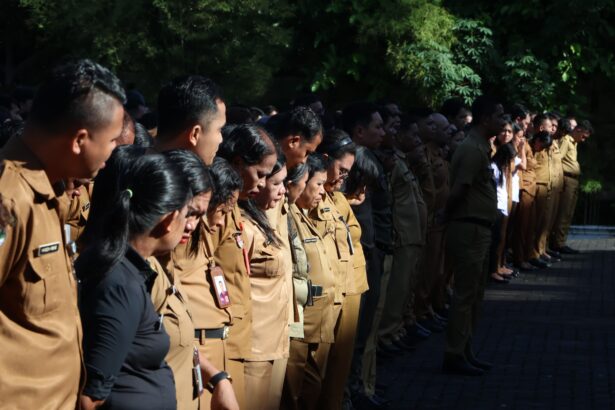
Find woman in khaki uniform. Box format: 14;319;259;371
282;154;337;410
152;149;238;410
313;130;363;409
163;157;242;410
215;124;278;406
240;153;292;410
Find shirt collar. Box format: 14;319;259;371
2;136;59;201
125;247;157;289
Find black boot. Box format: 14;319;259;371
465;346;493;371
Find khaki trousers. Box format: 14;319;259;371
531;184;553;259
552;176;580;248
319;294;361;410
378;245;422;345
281;340;331;410
414;226;445;318
445;221;491;356
245;358;287;410
197;339;245;410
513;190;536;265
361;254;393;395
547;185;563;249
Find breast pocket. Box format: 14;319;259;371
250;248;282;278
23;254;66;317
165;301;191;347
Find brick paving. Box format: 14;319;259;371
379;237;615;410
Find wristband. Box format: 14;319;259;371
206;371;232;393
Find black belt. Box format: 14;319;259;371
454;217;493;229
311;285;323;297
194;326;229;340
564;172;579;179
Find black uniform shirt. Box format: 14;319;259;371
78;247;176;409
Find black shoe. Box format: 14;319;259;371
378;342;404;358
490;275;509;284
547;249;562;259
433;312;448;325
541;253;560;263
413;322;433;339
557;245;580;254
442;354;484;376
529;258;550;269
466;353;493;371
517;262;537;271
417;318;445;333
434;307;450;320
392;337;417;352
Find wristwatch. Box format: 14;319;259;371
206;371;232;393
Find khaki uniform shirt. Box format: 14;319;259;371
289;204;336;344
266;201;298;340
286;208;309;339
330;191;368;295
559;134;581;176
413;150;436;221
161;220;231;331
309;194;352;304
390;151;427;246
549;143;564;192
149;257;198;410
212;204;252;359
242;211;291;361
534;148;551;188
0;137;82;410
448;130;498;223
66;184;91;245
425;143;450;221
521;144;537;196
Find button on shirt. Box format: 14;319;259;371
78;248;176;409
0;136;82;410
559;134;581;176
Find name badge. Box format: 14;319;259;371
234;232;244;249
322;207;331;212
304;237;317;244
37;242;60;256
209;266;231;308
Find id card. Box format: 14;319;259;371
210;266;231;308
192;347;204;397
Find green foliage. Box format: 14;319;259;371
581;179;603;194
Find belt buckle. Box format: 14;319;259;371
222;326;229;340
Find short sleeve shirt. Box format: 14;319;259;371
449;130;498;223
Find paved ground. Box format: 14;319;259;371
380;237;615;410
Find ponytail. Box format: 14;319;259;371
77;147;191;278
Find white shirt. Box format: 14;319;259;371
511;157;521;203
491;163;508;216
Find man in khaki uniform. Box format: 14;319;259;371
0;59;125;409
552;121;593;253
379;120;427;350
283;201;337;410
443;96;500;376
310;190;352;410
529;114;555;264
153;76;241;409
